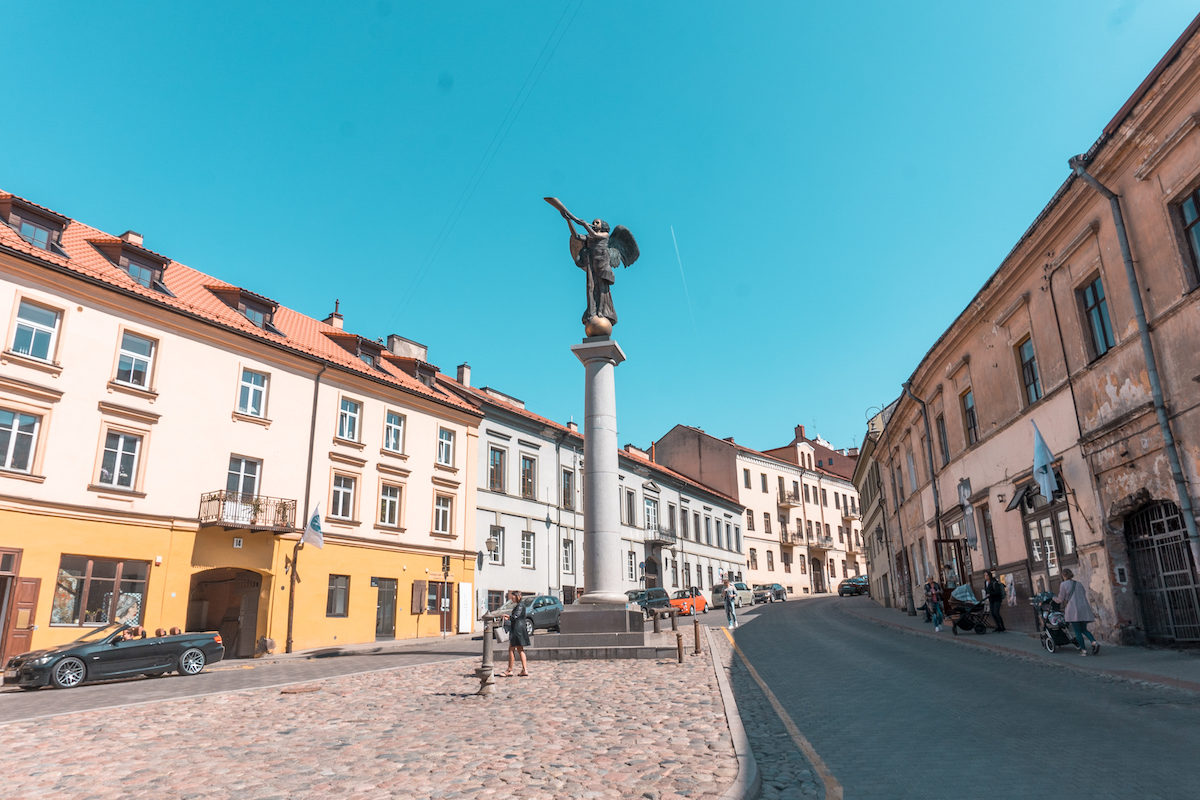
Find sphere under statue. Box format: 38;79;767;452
584;315;613;337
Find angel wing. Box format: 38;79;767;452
607;225;639;269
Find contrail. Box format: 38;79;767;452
670;225;699;337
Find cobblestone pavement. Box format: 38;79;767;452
0;647;739;800
731;596;1200;799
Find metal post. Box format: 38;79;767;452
693;618;701;655
652;611;661;634
476;616;496;696
676;632;684;664
670;611;678;632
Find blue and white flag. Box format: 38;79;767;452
1032;421;1059;500
301;503;324;549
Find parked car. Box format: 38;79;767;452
670;587;708;615
3;622;224;690
710;581;753;609
838;576;870;596
752;585;772;604
626;587;672;618
497;594;564;636
755;583;787;602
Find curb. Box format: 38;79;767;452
705;625;762;800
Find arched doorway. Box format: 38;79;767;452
188;568;262;658
1126;501;1200;643
811;558;825;593
644;554;661;588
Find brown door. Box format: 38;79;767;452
3;577;40;660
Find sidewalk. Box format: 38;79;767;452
843;598;1200;693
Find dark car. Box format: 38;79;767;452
4;622;224;690
838;576;870;596
754;583;788;602
626;587;672;618
497;595;563;636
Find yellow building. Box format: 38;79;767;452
0;191;480;663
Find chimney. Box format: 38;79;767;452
119;230;143;247
567;421;578;433
386;334;428;362
323;299;343;330
456;363;471;387
795;424;806;442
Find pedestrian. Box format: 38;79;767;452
923;575;943;630
984;570;1007;632
501;590;531;676
1055;568;1098;656
722;578;738;629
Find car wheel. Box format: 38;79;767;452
50;657;86;689
523;618;534;638
179;647;207;675
689;604;697;616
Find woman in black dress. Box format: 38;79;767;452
501;590;530;677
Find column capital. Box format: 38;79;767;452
571;338;626;367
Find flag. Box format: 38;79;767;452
301;503;324;549
1032;421;1059;500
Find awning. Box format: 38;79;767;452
1005;483;1033;512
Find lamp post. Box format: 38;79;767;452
476;533;499;696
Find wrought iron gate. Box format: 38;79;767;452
1126;501;1200;643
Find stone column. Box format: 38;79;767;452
571;337;626;605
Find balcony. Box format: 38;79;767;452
778;489;803;508
842;509;861;522
645;525;678;546
198;490;297;532
807;535;835;551
780;532;803;546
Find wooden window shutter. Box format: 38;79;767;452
410;580;427;614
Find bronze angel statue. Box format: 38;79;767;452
545;197;639;337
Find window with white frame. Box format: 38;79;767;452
627;550;636;581
383;411;405;453
488;525;504;564
11;300;60;362
562;538;574;573
520;454;536;499
644;496;659;532
226;456;259;498
437;428;455;466
561;468;575;510
98;430;141;489
238;369;268;417
331;474;356;519
0;409;39;473
488;446;506;492
521;530;534;567
337;398;361;441
379;483;401;527
433;494;453;534
114;332;155;389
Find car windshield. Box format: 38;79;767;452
672;590;690;599
72;623;126;643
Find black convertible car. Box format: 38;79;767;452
3;622;224;690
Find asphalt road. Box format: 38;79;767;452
730;596;1200;800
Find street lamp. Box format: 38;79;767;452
476;534;501;697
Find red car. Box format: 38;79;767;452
670;588;708;615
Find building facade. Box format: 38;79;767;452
858;16;1200;644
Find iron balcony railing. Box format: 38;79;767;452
777;489;803;508
842;509;861;522
807;535;835;550
645;525;678;546
198;490;297;532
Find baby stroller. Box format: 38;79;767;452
1031;591;1100;654
948;584;994;635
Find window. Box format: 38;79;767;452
834;493;841;509
488;447;506;492
487;590;505;612
706;516;713;544
1016;337;1043;405
1179;186;1200;284
746;510;754;531
520;455;537;499
1079;274;1115;360
803;484;811;503
379;484;401;527
670;557;678;587
99;431;141;489
766;551;774;571
624;489;637;526
708;566;714;587
562;468;575;510
838;526;844;543
226;456;259;498
562;538;574;573
125;259;154;289
437;428;455;466
434;494;453;535
668;504;677;533
238;369;268;418
0;408;39;472
726;522;733;551
734;525;741;552
743;469;750;488
331;474;356;519
11;299;60;362
749;548;758;570
906;448;918;492
326;575;350;617
821;488;828;507
644;497;659;531
762;513;771;535
936;414;950;467
961;390;979;446
627;551;637;581
693;512;700;541
115;332;155;388
383;411;405;453
18;219;52;249
683;562;692;587
681;510;690;539
760;473;767;492
337;398;361;441
488;526;504;564
50;555;149;626
1019;474;1076;577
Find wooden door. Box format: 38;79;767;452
2;577;40;661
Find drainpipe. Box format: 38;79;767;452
286;363;327;653
1068;156;1200;567
902;381;944;567
873;458;898;610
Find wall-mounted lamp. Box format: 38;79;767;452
154;555;163;567
996;493;1006;503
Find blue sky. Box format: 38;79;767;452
4;2;1197;453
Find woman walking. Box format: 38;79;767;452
984;570;1007;632
1055;568;1099;656
501;590;531;676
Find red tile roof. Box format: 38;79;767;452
0;190;478;417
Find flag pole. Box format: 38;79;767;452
285;538;302;654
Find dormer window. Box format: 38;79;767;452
207;286;283;334
123;255;162;289
19;220;51;249
90;235;171;294
324;331;384;371
1;196;68;254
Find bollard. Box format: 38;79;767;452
652;611;661;634
693;617;701;655
676;632;684;663
476;616;496;696
670;610;678;632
